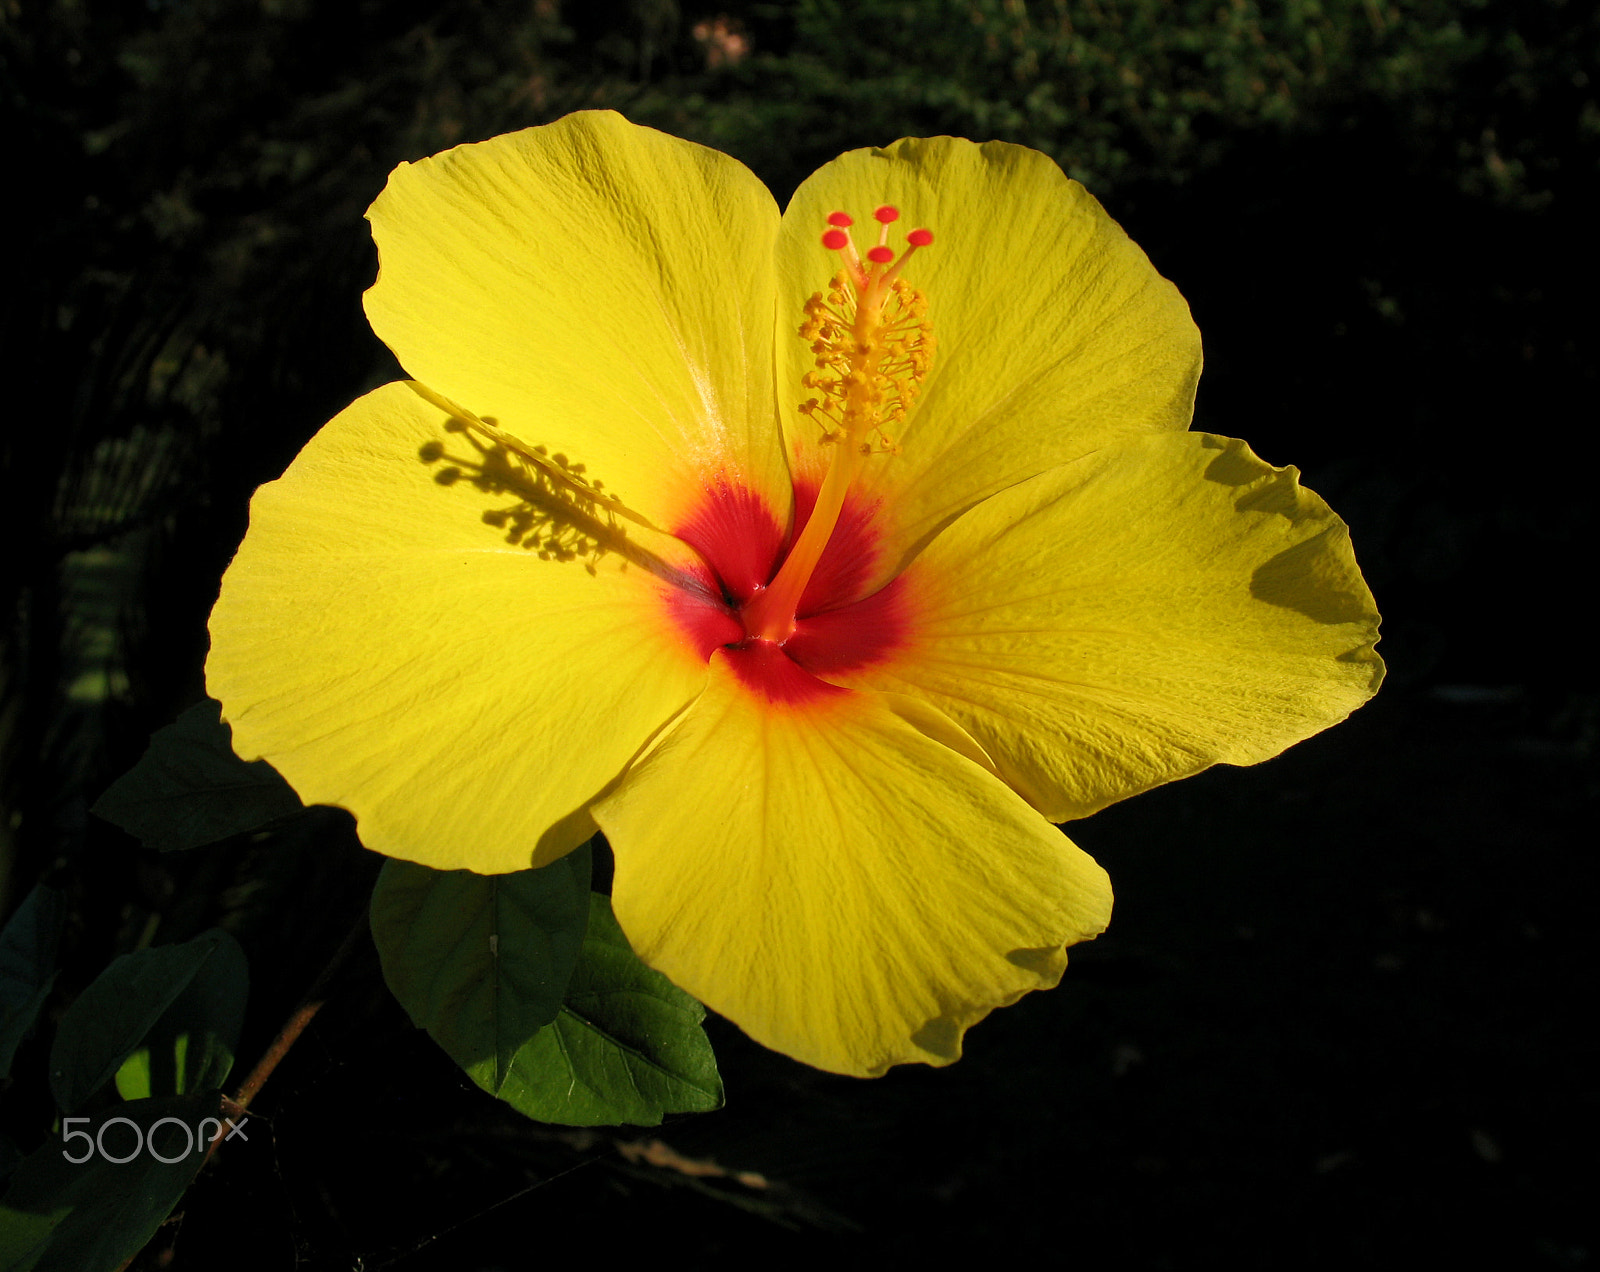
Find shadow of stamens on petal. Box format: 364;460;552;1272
420;418;619;567
408;385;703;593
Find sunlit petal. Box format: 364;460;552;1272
833;431;1383;820
594;649;1113;1077
777;136;1202;593
207;382;711;872
366;110;791;531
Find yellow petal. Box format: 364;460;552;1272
777;136;1202;589
364;110;791;532
206;381;712;873
836;431;1383;821
593;648;1112;1077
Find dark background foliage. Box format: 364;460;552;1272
2;0;1594;1266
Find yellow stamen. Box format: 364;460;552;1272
742;211;934;642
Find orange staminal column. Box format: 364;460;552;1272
742;207;935;643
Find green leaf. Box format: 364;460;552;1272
90;699;303;852
0;1091;221;1272
113;931;247;1101
370;845;593;1091
49;930;244;1114
0;888;66;1080
491;893;723;1128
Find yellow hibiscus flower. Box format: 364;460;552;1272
206;111;1381;1077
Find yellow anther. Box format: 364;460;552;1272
793;241;933;455
744;210;936;644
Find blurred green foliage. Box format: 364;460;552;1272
670;0;1595;203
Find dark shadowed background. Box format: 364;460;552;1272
3;1;1594;1267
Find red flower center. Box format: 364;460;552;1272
666;476;909;704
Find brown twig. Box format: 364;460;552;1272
204;915;367;1165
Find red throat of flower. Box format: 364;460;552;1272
741;206;936;643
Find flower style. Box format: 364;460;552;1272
206;112;1382;1077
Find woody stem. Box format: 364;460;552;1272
203;913;367;1166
